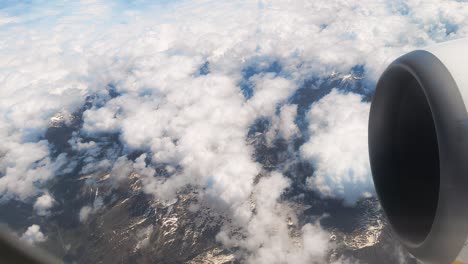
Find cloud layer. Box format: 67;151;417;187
21;225;46;244
1;0;468;263
301;89;372;204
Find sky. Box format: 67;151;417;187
1;0;468;263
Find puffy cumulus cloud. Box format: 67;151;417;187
217;172;333;264
246;0;468;82
21;225;46;244
79;195;106;222
0;140;68;200
82;71;265;222
79;205;93;223
2;0;468;203
82;105;121;133
301;89;372;204
110;156;134;182
33;193;56;216
248;74;296;117
266;104;300;145
135;225;154;250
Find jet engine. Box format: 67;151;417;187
369;38;468;264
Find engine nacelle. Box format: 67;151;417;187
369;38;468;264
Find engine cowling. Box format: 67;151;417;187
369;38;468;264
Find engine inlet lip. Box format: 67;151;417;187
369;50;468;264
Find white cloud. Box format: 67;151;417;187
301;89;372;204
217;172;333;264
0;13;20;26
82;105;121;133
248;74;296;117
79;194;106;223
79;205;93;222
135;225;154;251
0;141;67;200
2;0;468;203
266;104;299;145
33;193;56;216
111;156;134;182
21;225;46;244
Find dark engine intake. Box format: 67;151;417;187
369;39;468;264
